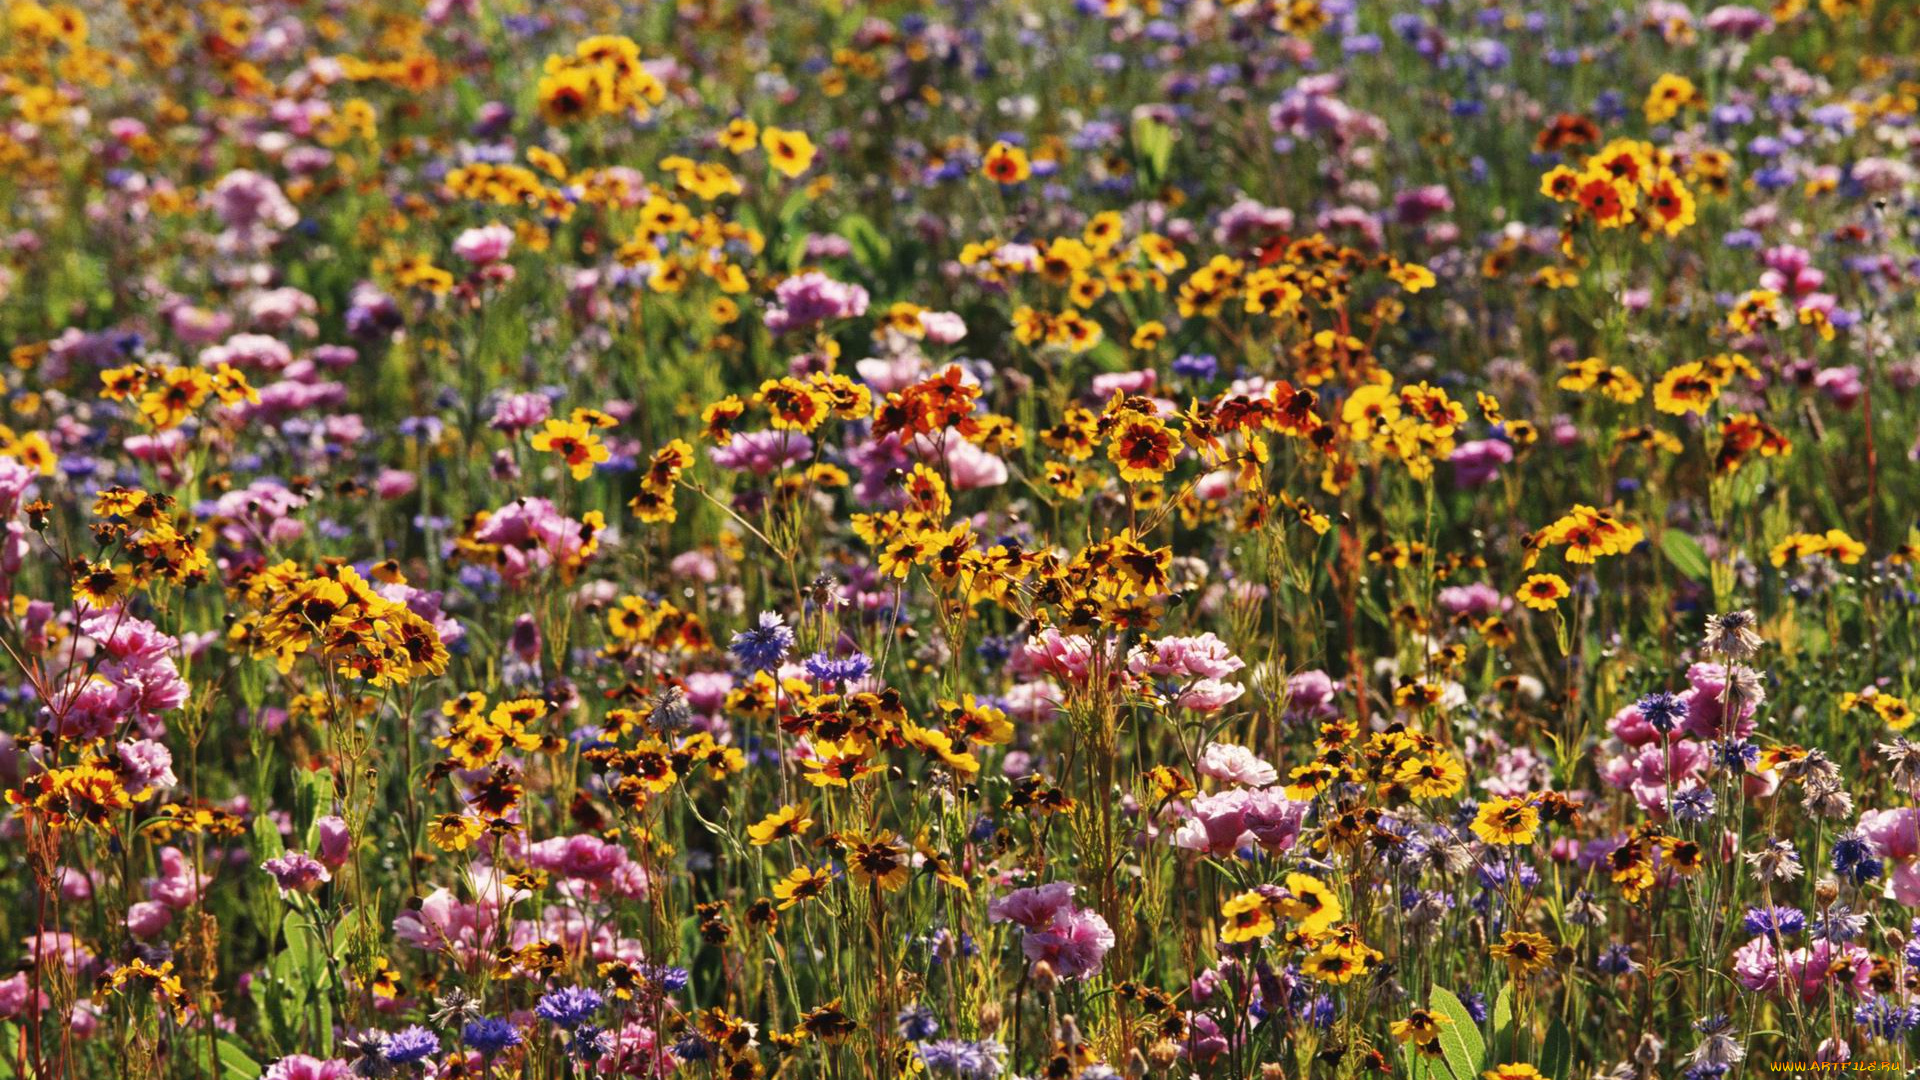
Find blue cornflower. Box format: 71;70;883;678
896;1004;940;1041
1811;903;1868;943
566;1025;611;1062
461;1018;522;1055
730;612;794;673
1830;832;1882;885
1595;943;1640;975
1712;739;1759;771
914;1038;1005;1078
1742;905;1806;938
535;986;604;1029
804;650;873;686
381;1026;440;1066
672;1032;713;1061
641;964;690;992
1856;999;1920;1039
1636;690;1686;734
1671;785;1716;825
1171;353;1219;381
1459;990;1489;1023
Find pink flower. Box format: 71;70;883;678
1129;633;1245;680
909;429;1008;490
316;816;352;870
125;901;172;940
1176;678;1245;713
919;310;967;344
987;881;1078;930
1002;680;1062;723
1732;935;1781;992
525;834;629;881
1679;662;1763;739
453;224;515;264
147;846;204;911
1021;905;1115;980
709;430;813;475
1242;789;1309;852
1285;670;1339;720
1020;628;1102;687
1782;941;1872;1001
263;1056;354;1080
0;973;49;1020
1173;789;1254;855
373;469;417;499
489;392;552;435
262;853;331;895
1198;742;1276;787
1858;808;1920;863
1091;369;1156;399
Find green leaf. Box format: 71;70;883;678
1659;530;1710;582
216;1040;258;1080
1491;982;1513;1061
1431;987;1486;1080
836;213;891;271
1541;1018;1572;1080
1130;115;1173;184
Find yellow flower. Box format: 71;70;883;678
1517;573;1570;611
1395;754;1466;799
1278;872;1342;935
1644;73;1697;123
1388;260;1436;293
760;127;817;178
1219;891;1277;943
1107;416;1183;483
718;117;759;154
1390;1009;1452;1046
981;140;1031;185
529;418;610;480
1471;796;1541;846
427;813;486;852
772;865;834;909
1490;930;1558;977
748;804;814;846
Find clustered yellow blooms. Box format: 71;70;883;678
1340;379;1467;481
99;361;258;430
722;673;1012;794
1770;528;1866;568
231;563;449;687
1215;872;1371;983
1540;136;1698;237
5;761;135;830
1558;357;1644;404
536;35;666;124
959;224;1425;387
630;438;696;524
1528;505;1644;567
436;694;561;771
1650;353;1755;416
1839;687;1914;731
71;487;212;608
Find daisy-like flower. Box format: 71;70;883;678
1516;573;1570;611
1702;610;1763;659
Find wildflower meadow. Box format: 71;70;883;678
3;0;1920;1077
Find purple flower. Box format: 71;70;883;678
381;1025;439;1065
261;853;331;895
764;271;870;334
535;986;604;1029
730;612;794;673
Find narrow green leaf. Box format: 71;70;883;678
1660;530;1710;581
